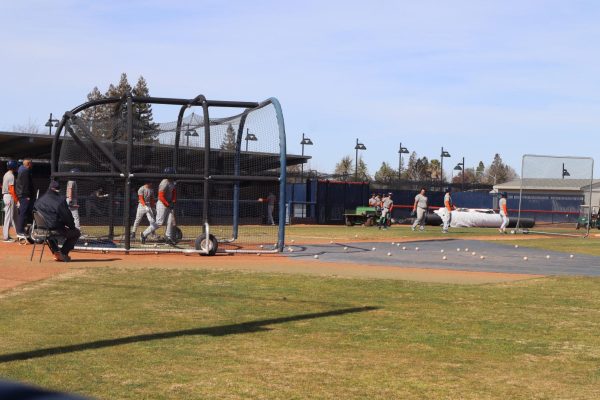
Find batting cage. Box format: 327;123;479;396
50;94;287;254
516;154;594;237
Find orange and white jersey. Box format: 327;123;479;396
444;193;453;211
499;198;508;216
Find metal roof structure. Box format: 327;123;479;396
0;130;310;167
494;178;600;192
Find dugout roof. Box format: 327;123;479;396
0;130;310;168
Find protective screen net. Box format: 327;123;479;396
57;100;284;252
517;155;594;236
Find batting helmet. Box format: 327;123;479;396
6;160;18;170
164;167;176;174
445;187;452;193
70;168;80;173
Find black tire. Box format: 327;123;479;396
195;233;218;256
172;226;183;243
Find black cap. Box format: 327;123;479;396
49;181;60;192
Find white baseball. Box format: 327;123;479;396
415;247;419;251
570;254;574;259
515;245;519;249
546;255;550;259
523;256;528;261
480;255;485;260
314;254;319;259
440;249;445;253
442;255;447;260
387;252;392;256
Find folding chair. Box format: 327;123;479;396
30;211;60;262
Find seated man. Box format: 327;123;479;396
33;181;81;262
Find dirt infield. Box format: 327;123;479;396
0;237;544;293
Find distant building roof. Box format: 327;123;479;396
494;178;600;192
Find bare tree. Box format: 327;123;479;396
12;118;40;134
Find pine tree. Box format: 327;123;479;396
374;162;396;184
132;76;159;142
221;123;237;150
405;152;419;180
356;158;371;182
485;154;517;184
475;161;485;183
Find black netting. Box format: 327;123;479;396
56;99;285;252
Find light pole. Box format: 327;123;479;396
184;124;198;147
45;113;59;135
454;157;465;191
354;138;366;181
562;163;570;179
440;147;451;188
244;128;258;152
300;133;313;181
398;143;409;180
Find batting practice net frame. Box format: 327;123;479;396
516;154;594;238
50;94;287;254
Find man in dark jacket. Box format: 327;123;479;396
15;159;35;238
34;181;81;262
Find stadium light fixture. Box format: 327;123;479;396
562;163;570;179
398;142;409;180
300;133;314;181
440;147;451;188
245;129;258;152
184;128;199;147
45;113;59;135
354;138;366;181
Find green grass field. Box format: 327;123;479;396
1;225;600;399
1;269;600;399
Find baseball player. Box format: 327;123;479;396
499;192;509;234
2;161;19;242
66;169;81;231
411;187;428;231
368;193;378;207
131;182;156;238
141;168;176;244
441;187;456;233
266;192;276;225
378;192;393;229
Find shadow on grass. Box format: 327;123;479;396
0;306;378;363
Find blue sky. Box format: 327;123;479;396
1;0;600;176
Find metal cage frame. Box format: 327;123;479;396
50;94;287;253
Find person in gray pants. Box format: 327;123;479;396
411;187;428;231
2;161;19;242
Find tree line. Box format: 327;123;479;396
333;152;518;185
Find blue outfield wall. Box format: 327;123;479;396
286;182;585;224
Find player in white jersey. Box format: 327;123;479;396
411;187;428;231
498;192;509;234
441;187;456;233
132;182;156;238
141;168;176;244
2;161;19;242
66;169;81;231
